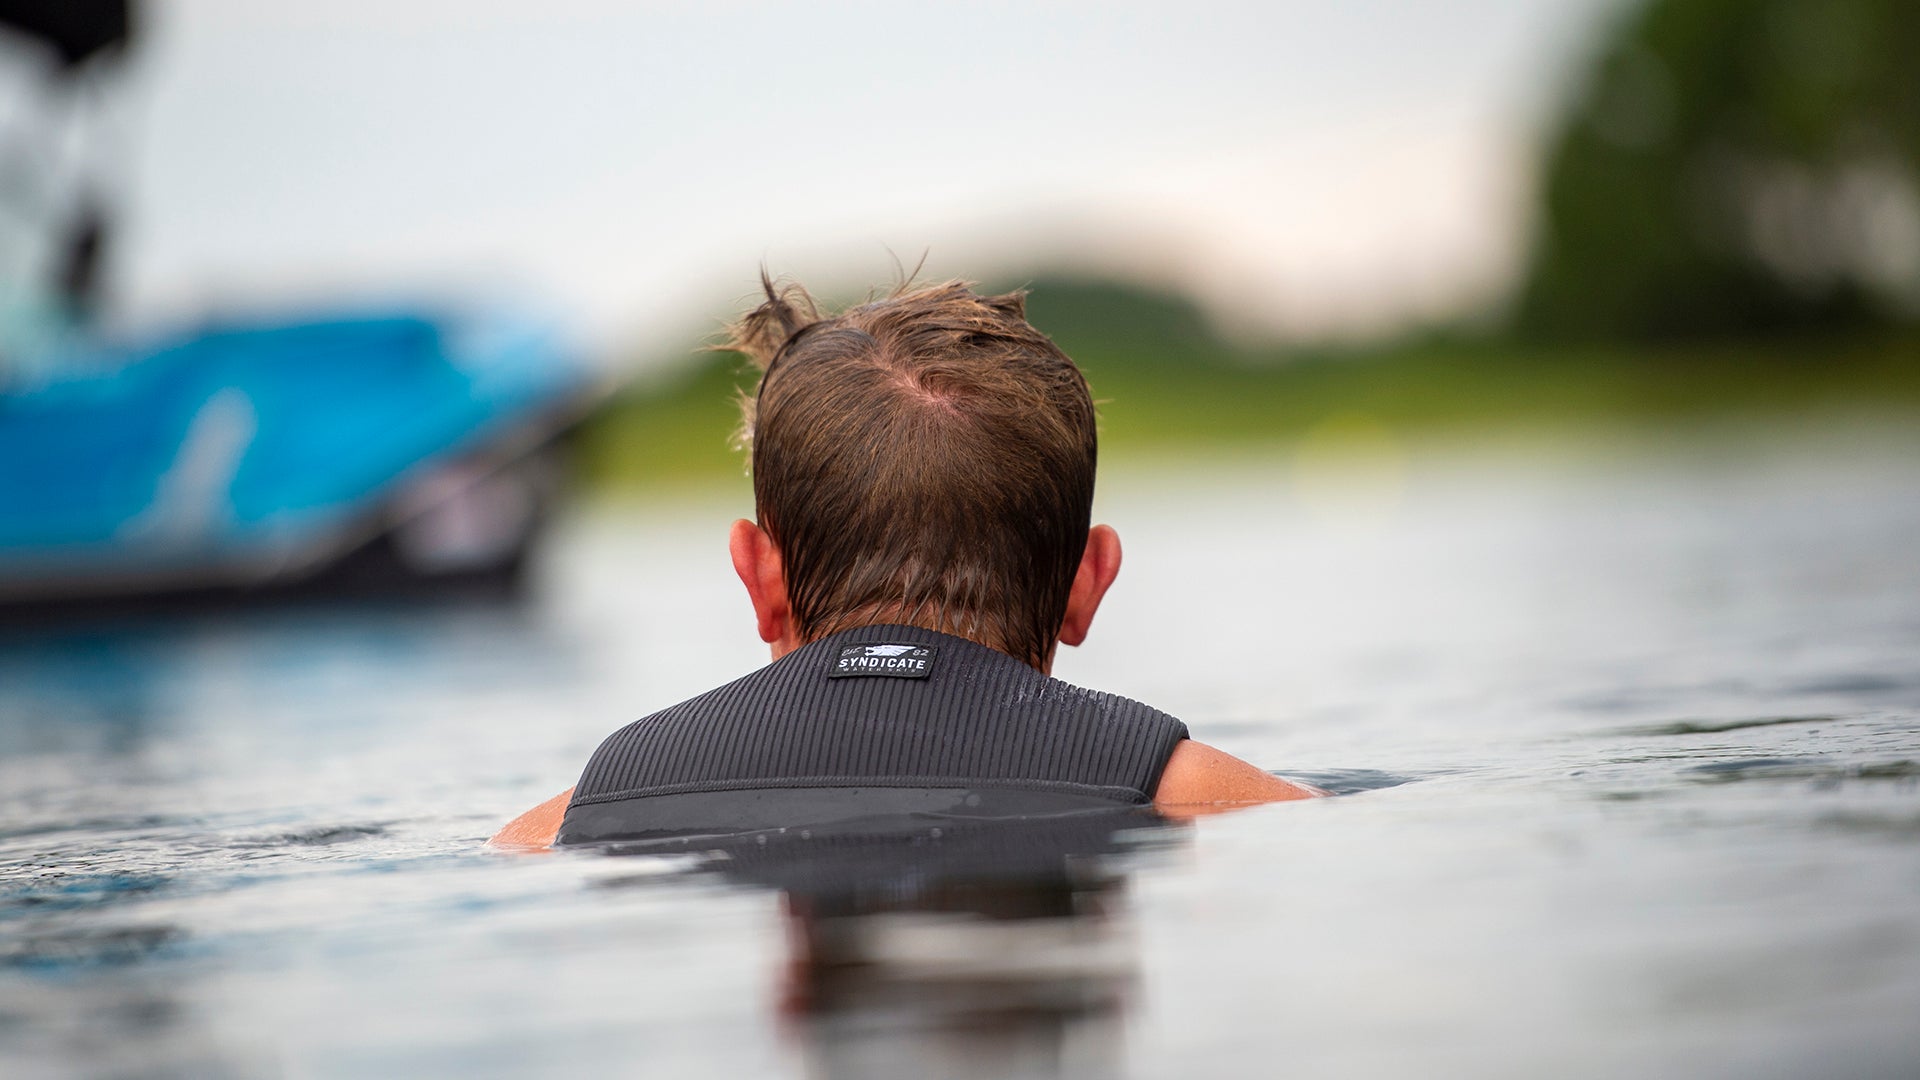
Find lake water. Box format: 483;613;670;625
3;424;1918;1078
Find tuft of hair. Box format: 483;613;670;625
727;269;822;371
722;272;1096;669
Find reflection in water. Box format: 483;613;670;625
599;811;1184;1080
784;879;1130;1080
0;627;168;759
0;603;578;759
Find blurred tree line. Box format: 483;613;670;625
1519;0;1920;342
579;0;1920;491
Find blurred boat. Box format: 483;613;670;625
0;2;611;619
0;310;602;616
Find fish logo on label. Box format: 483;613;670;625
830;642;937;679
860;644;919;657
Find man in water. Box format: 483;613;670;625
494;278;1319;847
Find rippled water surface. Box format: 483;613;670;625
4;428;1918;1078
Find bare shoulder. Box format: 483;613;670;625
488;787;574;850
1152;740;1325;816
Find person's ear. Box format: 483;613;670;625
1059;524;1122;648
729;519;791;648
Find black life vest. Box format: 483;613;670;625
557;625;1189;846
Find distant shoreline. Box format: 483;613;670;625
574;328;1920;496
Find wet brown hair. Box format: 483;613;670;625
726;274;1097;669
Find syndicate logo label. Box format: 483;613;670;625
829;642;937;679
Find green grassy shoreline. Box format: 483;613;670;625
572;329;1920;495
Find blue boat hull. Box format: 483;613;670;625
0;309;599;609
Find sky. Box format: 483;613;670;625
68;0;1627;357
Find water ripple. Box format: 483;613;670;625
1619;715;1838;737
1286;768;1426;795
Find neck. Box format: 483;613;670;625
772;618;1055;674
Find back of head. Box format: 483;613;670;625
729;276;1097;668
